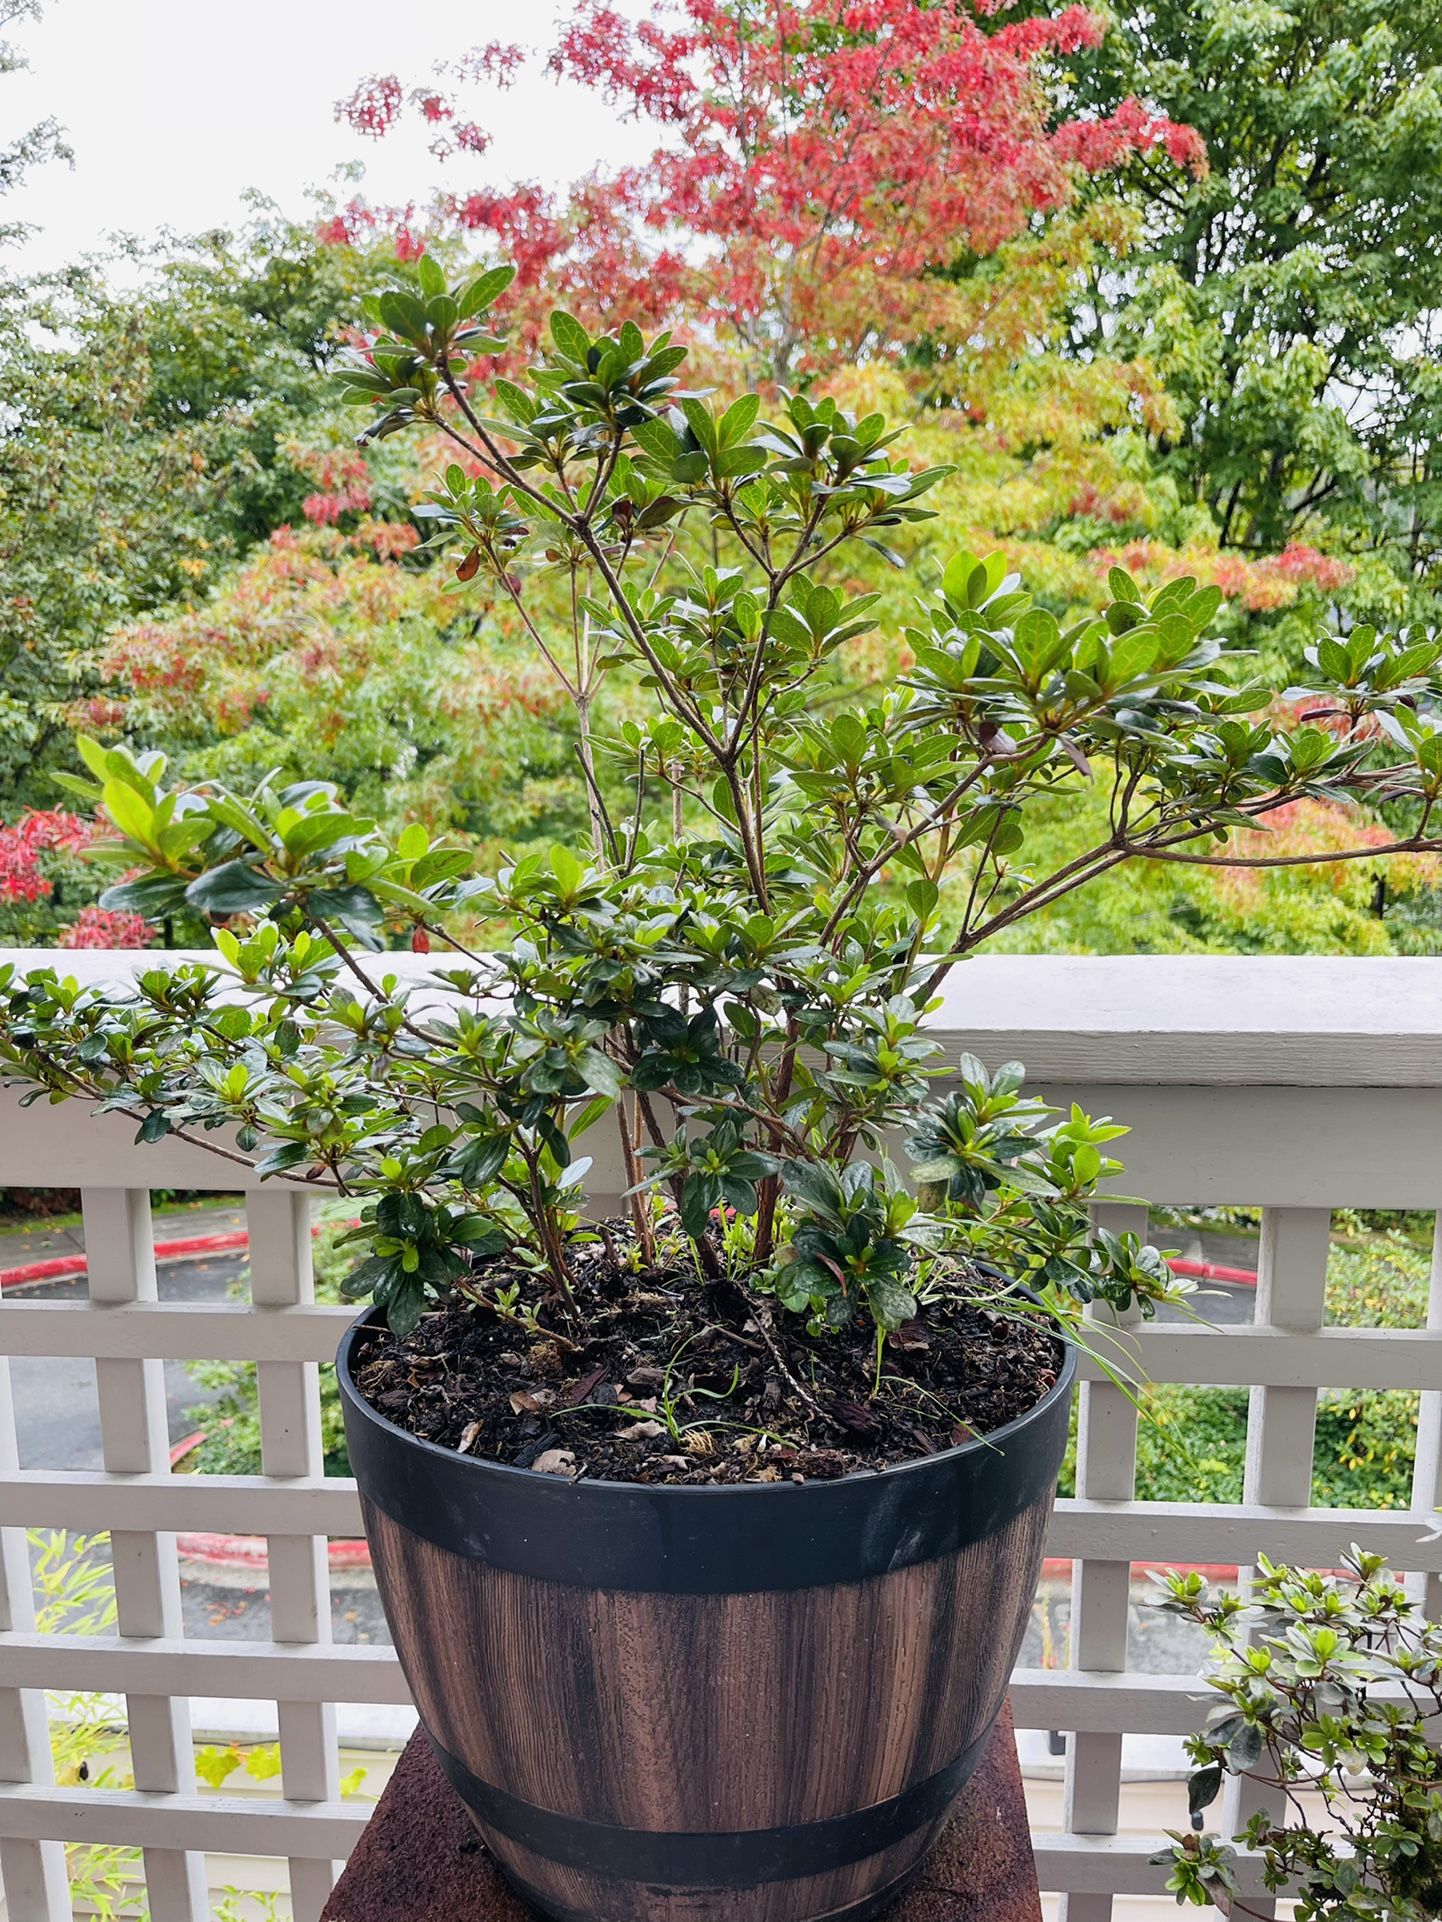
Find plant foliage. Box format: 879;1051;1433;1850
1156;1550;1442;1917
1;262;1441;1363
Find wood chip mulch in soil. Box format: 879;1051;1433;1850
352;1238;1063;1488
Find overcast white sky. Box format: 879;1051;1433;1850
6;0;649;275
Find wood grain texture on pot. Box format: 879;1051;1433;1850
361;1491;1049;1922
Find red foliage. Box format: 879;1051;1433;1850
55;905;155;950
0;811;94;905
330;1;1203;373
1101;541;1354;613
344;74;404;139
297;449;374;526
1271;544;1353;593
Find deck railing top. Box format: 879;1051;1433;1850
5;948;1440;1084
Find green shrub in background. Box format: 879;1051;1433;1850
31;1526;360;1918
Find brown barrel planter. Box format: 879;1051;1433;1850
338;1306;1073;1922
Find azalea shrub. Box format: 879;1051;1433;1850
1158;1550;1442;1917
1;261;1441;1368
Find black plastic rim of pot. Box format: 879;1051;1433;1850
338;1300;1076;1595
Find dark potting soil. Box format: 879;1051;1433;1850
352;1239;1063;1487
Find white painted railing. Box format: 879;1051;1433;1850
0;953;1439;1920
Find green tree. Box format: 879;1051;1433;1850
1071;0;1442;624
0;214;403;808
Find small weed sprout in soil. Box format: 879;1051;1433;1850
3;260;1442;1481
1156;1549;1442;1918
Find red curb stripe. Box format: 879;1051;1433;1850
1169;1256;1258;1287
0;1252;90;1286
1040;1557;1244;1581
175;1531;373;1573
170;1429;373;1572
2;1225;255;1289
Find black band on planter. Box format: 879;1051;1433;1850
428;1727;990;1889
338;1307;1074;1594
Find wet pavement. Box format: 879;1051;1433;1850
9;1255;234;1469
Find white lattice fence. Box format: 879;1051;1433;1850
0;953;1438;1919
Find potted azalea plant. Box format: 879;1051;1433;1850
3;259;1441;1922
1156;1551;1442;1917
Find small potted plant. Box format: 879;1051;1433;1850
3;260;1440;1922
1155;1550;1442;1917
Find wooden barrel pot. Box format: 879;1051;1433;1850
338;1308;1074;1922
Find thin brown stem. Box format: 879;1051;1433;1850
308;914;440;1048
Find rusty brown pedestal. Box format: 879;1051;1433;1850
321;1702;1041;1922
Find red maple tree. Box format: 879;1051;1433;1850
332;1;1203;378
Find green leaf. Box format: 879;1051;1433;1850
941;550;978;606
385;1278;426;1339
717;394;760;448
99;872;191;916
680;397;718;455
780;1160;844;1220
548;844;585;896
1187;1764;1223;1817
578;1048;624;1100
680;1173;716;1240
459;265;516;317
256;1141;311;1177
868;1277;918;1332
549;310;590;363
185;861;287;917
101;779;157;848
452;1130;509;1188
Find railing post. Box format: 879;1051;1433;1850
1413;1213;1442;1619
249;1190;340;1922
1057;1201;1146;1922
1224;1205;1330;1916
83;1187;208;1921
0;1351;70;1922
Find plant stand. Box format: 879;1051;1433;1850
321;1702;1041;1922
